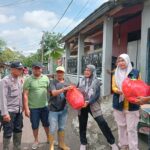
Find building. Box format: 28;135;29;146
62;0;150;96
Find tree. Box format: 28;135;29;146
0;39;6;51
22;52;41;67
40;32;64;61
0;48;25;63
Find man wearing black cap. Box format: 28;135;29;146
23;62;49;149
0;61;24;150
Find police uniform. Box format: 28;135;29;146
0;62;23;150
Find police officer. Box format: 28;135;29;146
0;61;24;150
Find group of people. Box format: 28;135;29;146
0;53;149;150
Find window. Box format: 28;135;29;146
94;43;102;50
82;51;102;77
67;58;77;75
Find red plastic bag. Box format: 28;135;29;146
66;86;85;109
122;78;150;103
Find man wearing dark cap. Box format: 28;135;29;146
0;61;24;150
23;62;49;149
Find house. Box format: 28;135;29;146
62;0;150;96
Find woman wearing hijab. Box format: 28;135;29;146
78;65;118;150
112;54;140;150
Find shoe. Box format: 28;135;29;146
80;144;86;150
32;142;39;149
49;133;54;150
58;131;70;150
111;144;119;150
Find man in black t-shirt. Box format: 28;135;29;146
48;66;72;150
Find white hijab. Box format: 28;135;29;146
115;54;132;101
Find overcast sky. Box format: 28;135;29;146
0;0;108;55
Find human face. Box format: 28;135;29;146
32;67;42;77
117;57;127;69
84;68;92;78
11;68;23;77
56;71;64;80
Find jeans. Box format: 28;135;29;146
2;112;23;138
78;106;115;145
30;107;49;129
49;107;68;135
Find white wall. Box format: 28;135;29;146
127;40;141;70
140;0;150;81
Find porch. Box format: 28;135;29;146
62;0;150;96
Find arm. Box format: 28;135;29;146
23;78;30;117
136;96;150;105
142;96;150;103
23;90;30;117
88;84;100;104
51;86;71;97
112;75;122;94
0;80;8;116
0;80;11;122
49;80;72;97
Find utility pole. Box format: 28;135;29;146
41;33;44;64
41;32;45;64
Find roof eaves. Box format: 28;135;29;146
61;1;117;42
61;0;144;43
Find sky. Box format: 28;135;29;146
0;0;108;56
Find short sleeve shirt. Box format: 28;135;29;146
49;79;70;112
23;75;49;109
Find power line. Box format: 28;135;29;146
51;0;74;32
0;0;20;7
0;0;73;49
0;0;35;8
61;0;90;35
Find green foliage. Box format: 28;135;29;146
22;53;41;67
0;48;25;63
0;39;6;50
44;48;64;60
0;32;64;68
40;32;64;60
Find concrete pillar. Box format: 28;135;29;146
140;0;150;82
102;17;113;96
65;43;70;74
48;58;53;74
77;34;85;81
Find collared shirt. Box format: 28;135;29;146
0;75;23;115
23;74;49;109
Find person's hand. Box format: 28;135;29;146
3;114;11;122
24;108;30;118
135;96;146;105
82;101;89;108
117;90;123;95
64;85;73;91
